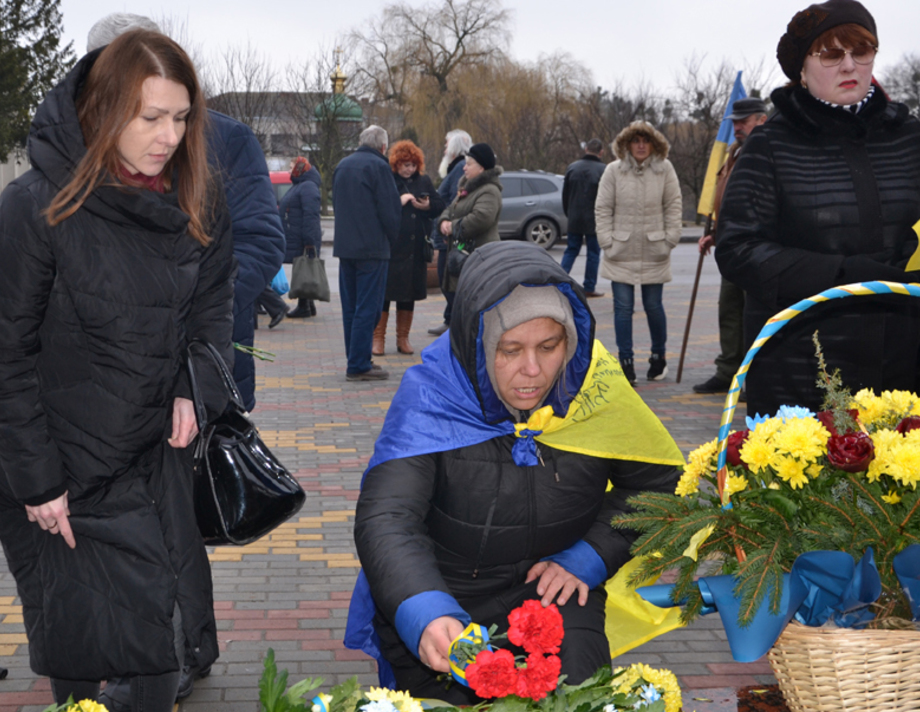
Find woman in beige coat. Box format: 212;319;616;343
438;143;503;294
595;121;682;385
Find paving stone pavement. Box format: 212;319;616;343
0;242;775;712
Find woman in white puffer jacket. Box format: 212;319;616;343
595;120;682;385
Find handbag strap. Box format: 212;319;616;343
303;246;317;259
187;339;247;430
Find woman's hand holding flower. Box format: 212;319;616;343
418;615;466;672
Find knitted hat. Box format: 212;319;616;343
291;157;311;179
776;0;877;80
466;143;496;171
483;285;577;416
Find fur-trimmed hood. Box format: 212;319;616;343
456;165;504;196
612;121;670;162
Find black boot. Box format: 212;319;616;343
308;299;317;316
287;298;312;318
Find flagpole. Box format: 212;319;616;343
676;214;712;383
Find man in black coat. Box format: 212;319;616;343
560;138;606;298
333;125;402;381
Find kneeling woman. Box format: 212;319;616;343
347;241;682;702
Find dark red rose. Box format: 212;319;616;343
514;653;562;701
507;601;563;655
897;416;920;435
466;649;519;698
816;410;859;436
726;430;750;468
826;432;875;473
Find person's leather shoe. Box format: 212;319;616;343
427;322;449;336
176;664;212;701
268;311;286;329
584;290;605;298
346;364;390;381
693;375;731;394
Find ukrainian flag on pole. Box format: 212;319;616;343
696;71;746;218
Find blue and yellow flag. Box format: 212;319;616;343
696;71;746;218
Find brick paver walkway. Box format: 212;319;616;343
0;241;775;712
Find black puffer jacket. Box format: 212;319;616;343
0;51;233;679
716;86;920;415
354;242;678;630
562;153;606;235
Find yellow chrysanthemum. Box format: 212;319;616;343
774;456;808;489
882;390;918;416
739;439;777;474
771;417;829;463
853;389;888;426
723;473;748;497
366;688;422;712
806;462;823;479
675;468;701;497
882;491;902;504
67;702;109;712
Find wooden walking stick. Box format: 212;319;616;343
676;214;713;383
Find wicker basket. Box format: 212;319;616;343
767;621;920;711
712;283;920;711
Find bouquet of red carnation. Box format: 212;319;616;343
451;600;564;701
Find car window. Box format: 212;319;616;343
501;177;523;198
526;178;558;195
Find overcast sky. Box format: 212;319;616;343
59;0;920;95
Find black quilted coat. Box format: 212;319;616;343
716;86;920;415
0;52;234;680
354;243;678;629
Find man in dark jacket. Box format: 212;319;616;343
693;98;767;395
561;139;606;298
333;125;402;381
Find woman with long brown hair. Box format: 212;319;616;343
0;30;233;710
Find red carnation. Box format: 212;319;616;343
726;430;750;468
466;649;519;699
897;416;920;435
514;653;562;701
816;409;859;436
507;600;564;655
826;432;875;473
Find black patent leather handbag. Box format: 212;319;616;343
187;340;305;545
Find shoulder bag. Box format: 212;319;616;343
446;222;469;278
289;246;331;302
187;340;306;545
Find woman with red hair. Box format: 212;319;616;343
0;30;232;710
373;140;444;355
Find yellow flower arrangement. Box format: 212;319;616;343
364;688;423;712
612;663;681;712
617;387;920;627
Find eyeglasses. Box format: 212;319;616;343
809;45;877;67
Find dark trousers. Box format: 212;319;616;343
376;580;609;705
256;287;288;319
436;249;455;324
560;233;600;292
714;277;746;383
339;258;388;374
382;301;414;312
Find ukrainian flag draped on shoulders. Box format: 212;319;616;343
697;71;747;218
344;243;686;686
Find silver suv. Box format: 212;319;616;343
498;170;567;249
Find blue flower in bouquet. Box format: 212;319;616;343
746;413;772;430
361;700;398;712
637;684;662;706
775;405;816;422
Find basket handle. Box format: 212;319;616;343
715;280;920;510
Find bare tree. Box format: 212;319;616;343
882;53;920;114
154;13;211;92
207;42;278;150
